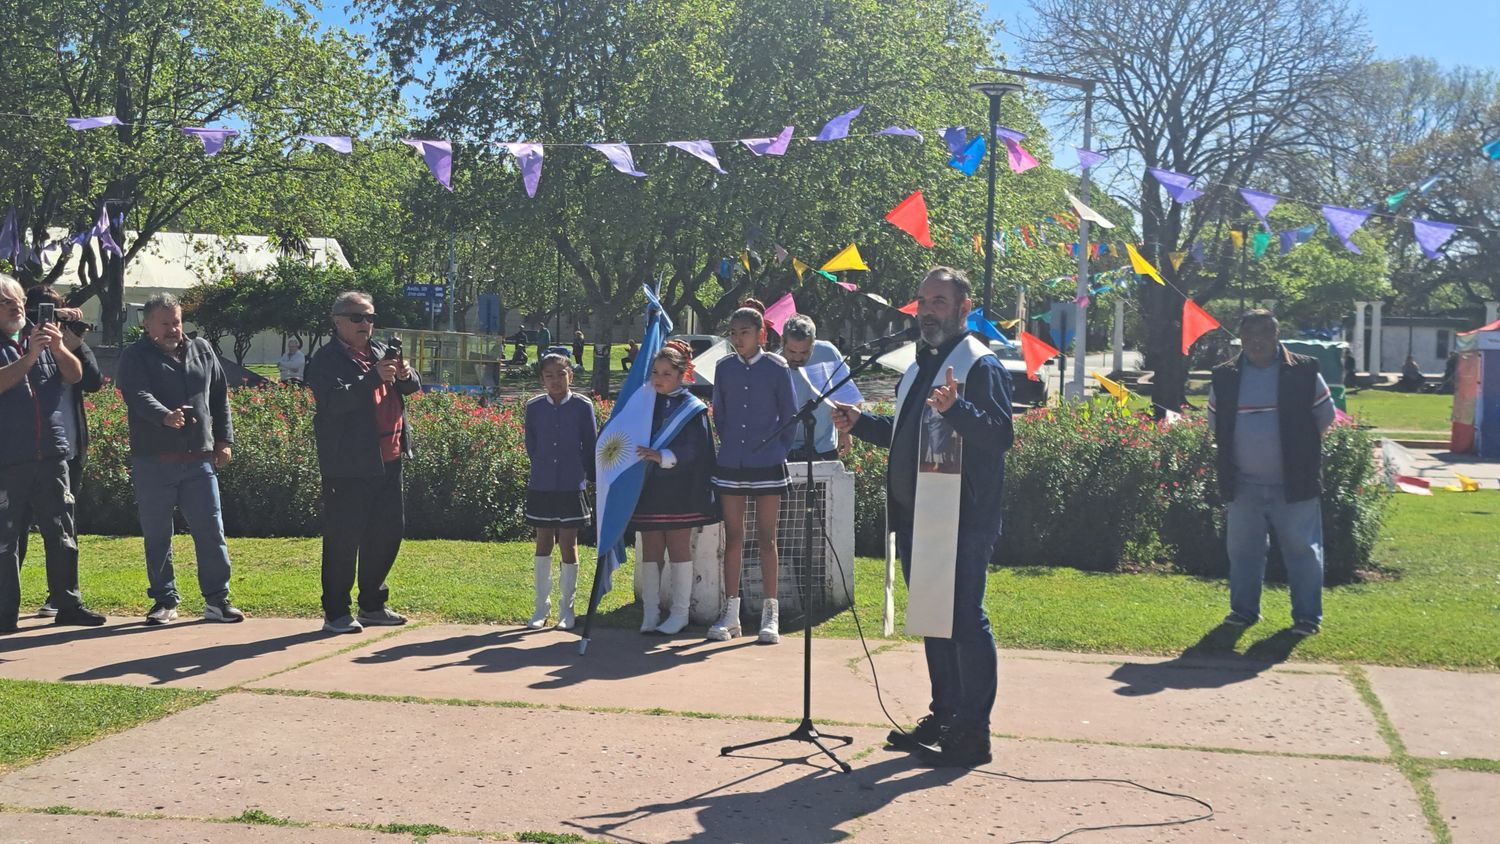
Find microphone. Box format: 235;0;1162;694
854;325;920;353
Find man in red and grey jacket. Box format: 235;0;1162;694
0;274;105;633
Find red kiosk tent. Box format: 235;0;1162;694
1451;319;1500;458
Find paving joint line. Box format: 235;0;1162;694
1344;665;1452;844
0;803;535;841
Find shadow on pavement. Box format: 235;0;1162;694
1108;623;1307;696
572;754;963;844
60;629;331;685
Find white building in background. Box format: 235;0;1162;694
43;230;351;366
1347;302;1483;376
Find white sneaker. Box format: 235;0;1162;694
638;561;662;633
758;598;780;644
706;596;741;642
528;556;552;629
654;561;693;636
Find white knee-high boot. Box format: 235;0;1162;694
655;561;693;635
555;562;578;630
528;556;552;629
639;561;663;633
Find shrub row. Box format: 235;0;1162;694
78;386;1388;582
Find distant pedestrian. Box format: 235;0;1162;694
535;322;552;364
573;329;586;366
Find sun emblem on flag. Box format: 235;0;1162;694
598;431;633;471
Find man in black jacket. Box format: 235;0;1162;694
306;291;420;634
0;275;105;632
1208;311;1336;636
19;286;105;617
116;293;242;625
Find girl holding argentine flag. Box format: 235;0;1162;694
629;339;718;636
709;299;798;644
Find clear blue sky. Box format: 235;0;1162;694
985;0;1499;73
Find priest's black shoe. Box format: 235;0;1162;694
917;726;992;768
54;605;107;627
887;714;946;752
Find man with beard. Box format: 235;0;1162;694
832;267;1014;767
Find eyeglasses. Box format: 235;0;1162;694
0;298;22;308
335;312;377;323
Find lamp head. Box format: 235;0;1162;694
969;81;1025;99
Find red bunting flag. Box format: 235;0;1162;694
885;190;934;248
898;299;920;316
1182;299;1221;355
1020;331;1060;381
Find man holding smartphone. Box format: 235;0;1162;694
116;292;242;625
0;275;105;633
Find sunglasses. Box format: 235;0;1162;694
335;312;377;324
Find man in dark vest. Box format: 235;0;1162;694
1208;310;1335;636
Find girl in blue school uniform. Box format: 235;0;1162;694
523;352;597;631
630;339;718;636
709;299;798;644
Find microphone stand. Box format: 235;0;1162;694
718;339;902;773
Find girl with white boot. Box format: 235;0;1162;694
629;340;718;635
522;353;597;630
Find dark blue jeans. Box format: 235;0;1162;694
896;523;999;731
1;458;83;624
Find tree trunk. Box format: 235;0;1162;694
1140;279;1186;413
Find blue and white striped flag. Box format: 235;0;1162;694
592;286;672;593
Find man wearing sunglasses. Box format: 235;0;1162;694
305;291;420;634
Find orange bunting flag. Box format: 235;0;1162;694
898;298;920;316
885;190;935;247
1182;299;1221;355
1125;243;1164;284
1020;331;1060;381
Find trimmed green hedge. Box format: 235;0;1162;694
78;387;1387;582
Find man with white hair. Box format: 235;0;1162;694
779;313;852;462
0;274;105;633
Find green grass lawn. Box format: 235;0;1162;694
0;679;209;771
17;494;1498;670
1346;390;1452;435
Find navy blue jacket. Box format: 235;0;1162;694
711;351;798;468
851;336;1014;538
0;328;69;467
525;392;597;491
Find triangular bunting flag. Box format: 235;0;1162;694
885;190;934;248
898;299;920;316
1321;205;1372;254
665;140;726;174
815;106;863;141
1065;190;1115;228
1182;299;1220;355
1412;219;1458;259
996;127;1039;173
1149;167;1203;203
1092;371;1129;405
821;244;868;272
791;258;810;282
504;142;543;197
1239;189;1279;230
763;292;796;335
1169;252;1186;271
1077;148;1107;169
1020;332;1060;381
587;143;647;177
949;134;986;176
404;139;455;191
1125;243;1163;284
741;126;794;157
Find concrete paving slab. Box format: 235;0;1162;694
0;616;365;690
244;624;934;727
0;692;1429;843
250;625;1383;756
861;646;1386;756
1365;666;1500;759
0;812;476;844
1430;770;1500;844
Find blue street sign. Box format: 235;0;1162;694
404;283;446;300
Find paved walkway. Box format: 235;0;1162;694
1382;439;1500;489
1;616;1496;843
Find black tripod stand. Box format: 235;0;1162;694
719;342;895;773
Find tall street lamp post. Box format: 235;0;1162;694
968;81;1025;322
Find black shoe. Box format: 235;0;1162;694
54;605;107;627
888;714;947;752
917;726;992;768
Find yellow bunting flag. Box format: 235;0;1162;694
740;250;751;273
1230;230;1244;250
791;257;810;282
820;243;869;273
1092;370;1129;405
997;318;1021;329
1444;473;1482;492
1125;243;1164;284
1169;251;1186;271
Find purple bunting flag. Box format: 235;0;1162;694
942;127;968;156
814;106;863;142
1412;219;1458;259
92;206;122;258
587;143;646;178
740;126;794;157
877;126;923;141
1239;188;1279;230
1149;168;1203;203
1320;205;1371;254
504;142;543;197
181;127;239;156
66;115;123;131
666;140;726;174
773;244;789;265
1279;230;1298;255
0;205;19;263
1189;242;1205;263
403;139;454;192
298;135;354;154
1077;148;1107;170
995;127;1039;173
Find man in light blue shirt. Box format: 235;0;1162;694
780;314;851;462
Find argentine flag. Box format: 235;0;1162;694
592;286;671;593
